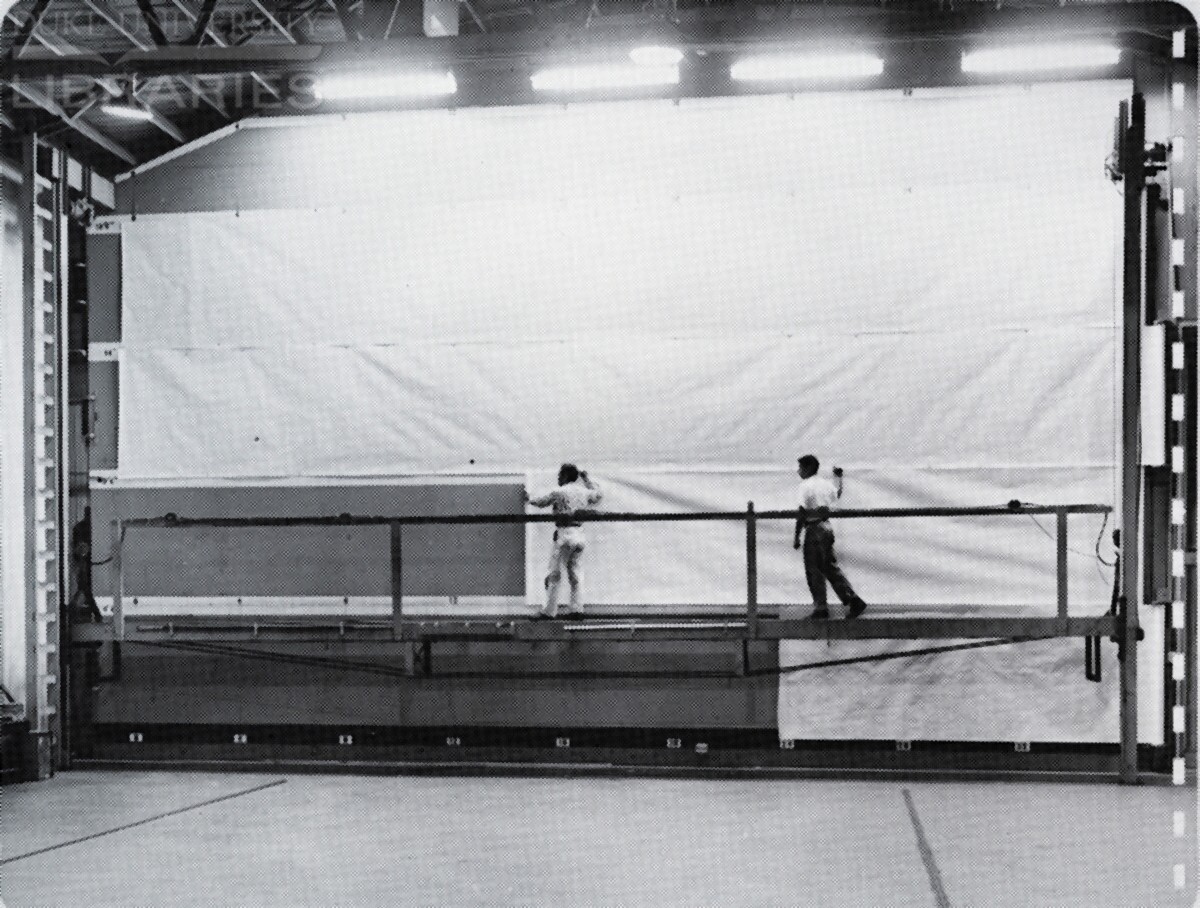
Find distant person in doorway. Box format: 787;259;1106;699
793;455;867;620
525;464;602;619
70;507;103;622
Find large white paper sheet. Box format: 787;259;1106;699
115;82;1129;740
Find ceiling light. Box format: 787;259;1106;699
730;53;884;82
314;71;458;101
100;83;154;122
961;44;1121;73
630;45;684;67
100;103;154;122
531;63;679;92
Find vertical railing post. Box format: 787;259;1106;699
746;502;758;638
111;518;123;679
1119;94;1147;784
391;520;415;674
111;519;123;640
1057;509;1069;620
390;521;403;642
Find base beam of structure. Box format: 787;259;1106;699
73;615;1120;644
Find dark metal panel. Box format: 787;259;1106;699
86;360;117;470
90;647;778;728
1147;182;1172;324
117;144;310;213
84;232;119;341
89;484;525;598
1145;467;1172;601
114;124;448;213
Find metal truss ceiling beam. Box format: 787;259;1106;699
77;0;230;117
7;79;135;163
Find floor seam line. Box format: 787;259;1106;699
1;778;288;866
902;787;953;908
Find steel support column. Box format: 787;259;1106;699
1120;93;1147;783
21;135;65;778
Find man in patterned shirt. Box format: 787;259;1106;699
525;464;603;619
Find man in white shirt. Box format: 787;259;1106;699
525;463;603;619
793;454;867;620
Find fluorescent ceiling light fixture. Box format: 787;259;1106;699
314;71;457;101
100;103;154;122
730;53;884;82
531;64;679;92
629;45;684;66
99;95;154;122
961;44;1121;73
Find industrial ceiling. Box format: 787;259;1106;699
0;0;1191;174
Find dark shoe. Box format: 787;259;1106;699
532;611;555;621
846;599;868;619
807;609;831;620
563;610;586;620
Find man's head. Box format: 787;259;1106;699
558;463;580;486
798;454;820;479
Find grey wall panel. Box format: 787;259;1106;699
86;230;121;474
87;361;118;470
119;160;274;214
92;647;778;728
90;485;524;597
85;233;120;342
118;126;445;214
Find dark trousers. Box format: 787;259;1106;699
803;522;859;610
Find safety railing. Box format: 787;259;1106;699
103;502;1115;646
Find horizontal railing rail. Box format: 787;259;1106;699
117;503;1110;529
105;502;1112;649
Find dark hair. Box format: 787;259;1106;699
798;454;820;474
558;463;580;485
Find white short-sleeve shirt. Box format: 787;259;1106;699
798;474;839;512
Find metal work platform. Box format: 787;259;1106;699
88;502;1113;645
69;501;1148;778
74;613;1120;644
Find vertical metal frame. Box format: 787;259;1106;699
1164;28;1197;782
390;521;403;640
746;503;757;637
1120;94;1147;784
1057;511;1069;620
20;136;37;775
55;157;70;767
112;520;124;620
21;135;67;777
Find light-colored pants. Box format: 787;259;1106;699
543;527;585;616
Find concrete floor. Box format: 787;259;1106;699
2;771;1195;907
